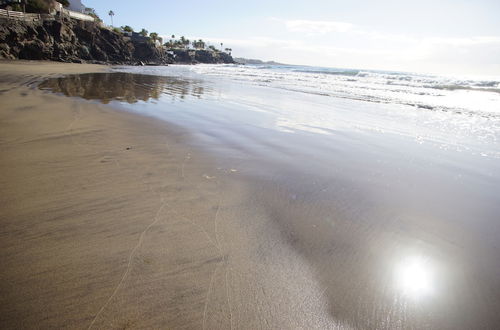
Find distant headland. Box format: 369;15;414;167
233;58;286;65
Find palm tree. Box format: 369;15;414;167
140;28;148;37
108;10;115;26
180;36;191;49
192;39;205;49
149;32;159;43
220;42;223;51
122;25;133;33
167;41;177;49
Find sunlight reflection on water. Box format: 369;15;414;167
395;256;434;299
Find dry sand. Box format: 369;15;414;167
0;61;331;329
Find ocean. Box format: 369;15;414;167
112;64;500;159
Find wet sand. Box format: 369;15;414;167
0;61;234;329
0;62;335;329
1;61;500;329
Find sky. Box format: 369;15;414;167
83;0;500;76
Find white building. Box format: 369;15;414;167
68;0;84;13
50;0;94;21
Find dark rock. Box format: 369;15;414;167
0;43;10;54
177;49;235;64
18;39;48;60
172;49;193;63
133;41;171;65
90;45;106;61
79;45;90;59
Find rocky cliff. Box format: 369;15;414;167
173;49;235;64
0;17;235;65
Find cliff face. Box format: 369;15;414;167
0;18;138;64
173;49;235;64
0;18;235;65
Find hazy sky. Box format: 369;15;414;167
84;0;500;76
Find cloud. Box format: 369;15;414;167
284;19;353;35
423;36;500;47
275;18;500;49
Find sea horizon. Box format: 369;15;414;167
234;60;500;81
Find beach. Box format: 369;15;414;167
1;60;500;329
0;61;235;329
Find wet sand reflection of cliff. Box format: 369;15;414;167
39;73;209;103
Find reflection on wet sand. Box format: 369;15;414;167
39;72;208;103
244;167;500;329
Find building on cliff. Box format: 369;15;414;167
67;0;84;13
50;0;94;21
